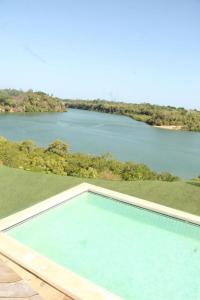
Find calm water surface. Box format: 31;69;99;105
0;109;200;178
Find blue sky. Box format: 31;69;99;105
0;0;200;108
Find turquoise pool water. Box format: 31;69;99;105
7;192;200;300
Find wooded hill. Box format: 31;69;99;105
0;89;66;113
65;99;200;132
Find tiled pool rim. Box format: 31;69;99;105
0;183;200;300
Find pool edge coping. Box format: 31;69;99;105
0;182;200;300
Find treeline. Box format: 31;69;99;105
65;99;200;132
0;89;66;113
0;137;179;181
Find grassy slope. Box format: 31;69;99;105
0;166;200;219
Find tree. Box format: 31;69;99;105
46;140;69;156
19;140;36;153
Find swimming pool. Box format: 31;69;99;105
0;183;200;300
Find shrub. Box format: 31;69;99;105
46;140;69;156
0;137;179;182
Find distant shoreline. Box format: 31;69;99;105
65;99;200;132
153;125;182;131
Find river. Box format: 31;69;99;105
0;109;200;179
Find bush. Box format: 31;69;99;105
121;162;156;181
46;140;69;156
158;172;179;182
0;136;179;182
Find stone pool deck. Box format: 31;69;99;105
0;254;72;300
0;259;43;300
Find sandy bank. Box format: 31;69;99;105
153;125;182;131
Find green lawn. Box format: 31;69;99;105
0;166;200;219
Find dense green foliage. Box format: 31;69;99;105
65;99;200;132
0;166;199;219
0;137;179;181
0;89;66;112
